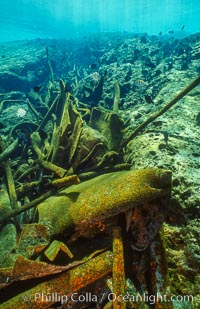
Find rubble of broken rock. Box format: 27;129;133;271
0;32;199;308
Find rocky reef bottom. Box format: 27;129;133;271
0;32;199;308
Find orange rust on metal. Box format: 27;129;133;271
112;226;126;309
1;250;113;308
37;168;172;237
0;255;85;289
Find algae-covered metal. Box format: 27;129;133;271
37;168;171;238
1;250;113;309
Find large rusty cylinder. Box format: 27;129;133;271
37;168;171;238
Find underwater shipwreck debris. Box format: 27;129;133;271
113;81;120;113
1;251;113;308
0;99;27;114
89;107;123;151
0;166;171;307
0;189;56;225
0;137;18;222
31;131;68;177
121;75;200;149
0;32;199;307
0;81;126;228
112;226;126;309
37;168;171;238
44;239;74;261
51;174;80;188
2;40;194;307
0;176;18;268
0;136;19;163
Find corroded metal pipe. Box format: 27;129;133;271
37;168;172;237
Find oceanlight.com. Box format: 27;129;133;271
30;292;194;305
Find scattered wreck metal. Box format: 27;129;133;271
0;69;199;308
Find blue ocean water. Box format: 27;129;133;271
0;0;199;41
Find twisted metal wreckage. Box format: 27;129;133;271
0;61;199;309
